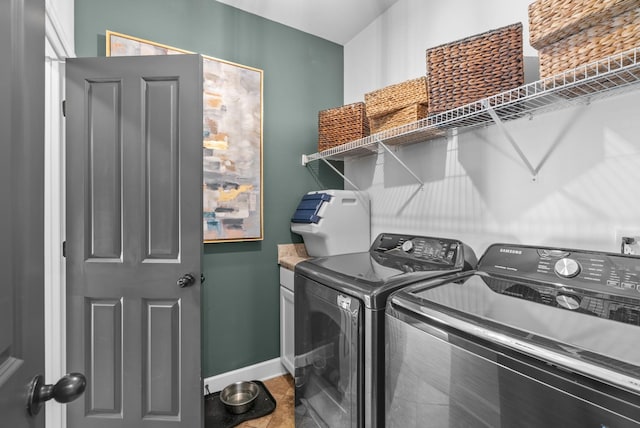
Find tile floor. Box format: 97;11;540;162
236;374;294;428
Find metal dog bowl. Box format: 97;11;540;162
219;381;259;414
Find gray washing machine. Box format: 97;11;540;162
293;233;477;428
386;243;640;427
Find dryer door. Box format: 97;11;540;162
294;274;362;428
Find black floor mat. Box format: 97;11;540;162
205;380;277;428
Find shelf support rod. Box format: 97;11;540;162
319;158;361;191
378;141;424;186
484;101;537;178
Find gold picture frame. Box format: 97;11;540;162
107;30;264;243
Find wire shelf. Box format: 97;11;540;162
303;46;640;165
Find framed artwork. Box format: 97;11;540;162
107;30;264;243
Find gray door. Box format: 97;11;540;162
0;0;46;425
65;54;204;428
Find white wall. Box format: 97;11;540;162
343;0;640;256
344;0;536;104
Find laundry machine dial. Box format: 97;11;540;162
554;258;581;278
401;240;414;253
556;294;581;310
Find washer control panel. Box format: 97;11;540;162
479;243;640;325
370;233;469;272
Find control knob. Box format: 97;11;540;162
554;258;581;278
401;240;414;253
556;294;581;310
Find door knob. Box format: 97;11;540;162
177;273;196;288
27;372;86;416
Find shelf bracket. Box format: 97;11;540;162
319;158;361;191
378;141;424;187
483;100;537;178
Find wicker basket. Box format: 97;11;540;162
369;103;428;134
369;103;445;143
426;23;524;115
364;77;429;119
529;0;637;48
317;102;369;152
535;6;640;78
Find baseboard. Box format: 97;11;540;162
203;358;288;395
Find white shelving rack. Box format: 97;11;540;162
302;47;640;181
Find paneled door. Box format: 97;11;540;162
0;0;48;426
65;54;204;428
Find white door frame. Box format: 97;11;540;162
44;4;74;427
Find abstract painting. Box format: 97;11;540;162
107;30;263;242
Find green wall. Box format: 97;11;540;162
75;0;344;377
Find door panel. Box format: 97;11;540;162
86;299;122;415
143;300;180;416
66;54;203;428
144;79;180;258
0;0;46;426
86;79;122;259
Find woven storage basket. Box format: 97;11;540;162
369;103;445;143
364;77;429;119
535;6;640;78
317;102;369;152
369;103;429;134
529;0;638;48
426;23;524;115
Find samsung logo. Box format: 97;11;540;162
500;248;522;255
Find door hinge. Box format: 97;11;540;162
62;241;66;257
62;100;66;117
